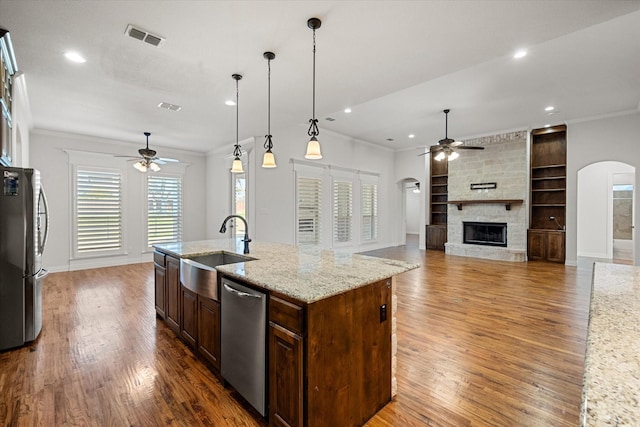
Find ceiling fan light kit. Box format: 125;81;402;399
421;109;484;161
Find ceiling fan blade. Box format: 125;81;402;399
159;157;180;163
456;146;484;150
451;140;463;147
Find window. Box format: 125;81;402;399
232;173;246;237
361;182;378;241
333;180;353;244
297;176;322;245
75;168;122;254
147;175;182;246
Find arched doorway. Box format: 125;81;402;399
577;161;635;263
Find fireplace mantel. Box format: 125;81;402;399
447;199;524;211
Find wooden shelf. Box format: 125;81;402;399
447;199;524;211
531;203;566;207
532;188;565;192
531;176;565;181
531;164;566;169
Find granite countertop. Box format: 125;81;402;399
154;239;419;303
581;262;640;426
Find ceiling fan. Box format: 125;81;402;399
117;132;179;172
419;109;484;161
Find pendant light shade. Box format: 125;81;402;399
262;51;277;168
304;18;323;160
230;73;244;174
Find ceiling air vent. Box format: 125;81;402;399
124;24;165;47
158;102;182;112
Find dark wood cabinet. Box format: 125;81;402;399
165;255;181;333
198;296;221;371
527;230;566;263
427;146;448;250
269;296;304;427
180;286;197;349
153;251;166;318
269;323;303;427
528;125;566;262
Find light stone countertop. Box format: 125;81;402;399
153;239;419;303
581;262;640;426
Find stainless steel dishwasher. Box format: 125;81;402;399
221;277;267;416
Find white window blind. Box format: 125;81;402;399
333;180;353;244
147;175;183;246
76;169;122;253
361;183;378;241
297;176;322;245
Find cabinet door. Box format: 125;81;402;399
198;296;221;371
547;232;566;263
181;286;197;349
154;264;166;318
527;230;546;260
426;225;447;250
166;256;181;333
269;323;303;427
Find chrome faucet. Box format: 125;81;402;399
219;215;251;254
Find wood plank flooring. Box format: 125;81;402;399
0;244;593;426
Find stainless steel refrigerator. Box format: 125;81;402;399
0;166;49;351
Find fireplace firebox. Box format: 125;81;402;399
463;222;507;247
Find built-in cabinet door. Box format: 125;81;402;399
154;265;166;318
166;256;181;333
269;322;303;427
198;296;221;371
527;230;546;260
546;231;566;263
181;286;197;349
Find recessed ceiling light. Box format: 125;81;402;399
545;106;554;112
408;134;415;138
514;50;527;59
64;51;86;63
225;100;236;106
344;108;352;113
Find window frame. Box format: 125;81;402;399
145;173;183;249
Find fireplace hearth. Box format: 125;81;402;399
463;222;507;247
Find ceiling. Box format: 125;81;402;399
2;1;640;156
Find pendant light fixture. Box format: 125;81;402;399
304;17;322;160
262;51;277;168
230;73;244;173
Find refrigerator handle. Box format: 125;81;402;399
39;186;50;254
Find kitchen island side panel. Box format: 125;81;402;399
305;278;392;427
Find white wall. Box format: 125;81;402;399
405;186;421;234
567;111;640;266
209;124;398;251
577;161;634;258
30;129;207;271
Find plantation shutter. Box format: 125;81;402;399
333;180;353;243
361;183;378;241
76;169;122;253
297;176;322;245
147;175;183;246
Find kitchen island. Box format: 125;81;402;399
153;239;418;427
581;262;640;426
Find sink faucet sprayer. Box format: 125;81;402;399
219;215;251;254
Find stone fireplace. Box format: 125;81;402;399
444;131;528;262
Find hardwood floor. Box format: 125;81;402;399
0;245;593;426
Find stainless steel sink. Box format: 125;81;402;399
180;252;254;300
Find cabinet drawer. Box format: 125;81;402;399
269;296;303;335
153;251;166;267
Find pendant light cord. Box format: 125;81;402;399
264;57;273;151
307;27;319;138
233;76;241;158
